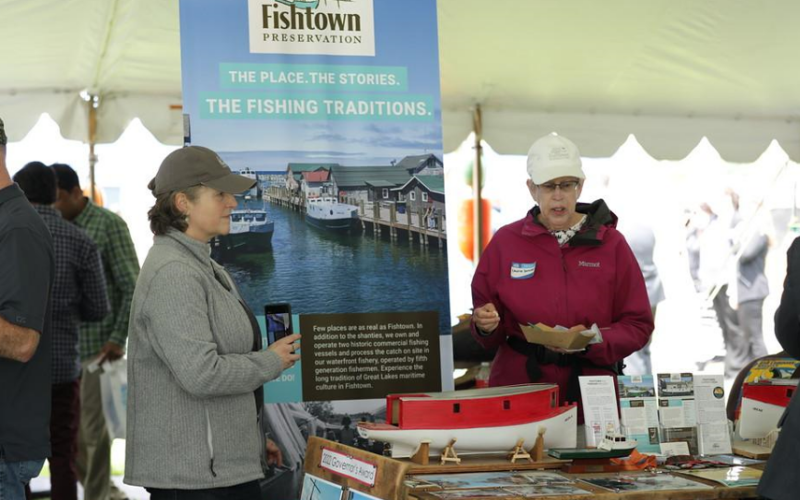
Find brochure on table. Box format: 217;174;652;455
694;374;732;455
617;375;660;454
656;373;696;427
578;375;620;447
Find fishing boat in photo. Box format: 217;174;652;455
212;199;275;259
305;197;359;231
227;207;274;249
237;167;259;198
356;384;577;458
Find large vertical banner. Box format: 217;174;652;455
179;1;449;498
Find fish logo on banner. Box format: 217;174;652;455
249;0;376;56
510;262;536;280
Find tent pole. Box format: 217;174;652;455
88;95;98;203
472;104;483;263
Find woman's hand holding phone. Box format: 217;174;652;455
269;333;301;370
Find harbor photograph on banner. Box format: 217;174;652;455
179;1;448;498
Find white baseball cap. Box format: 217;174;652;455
526;133;585;184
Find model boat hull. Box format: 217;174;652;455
358;405;577;458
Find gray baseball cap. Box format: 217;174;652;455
0;117;7;146
149;146;255;196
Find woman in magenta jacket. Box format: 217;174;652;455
471;134;654;406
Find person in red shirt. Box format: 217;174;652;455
471;133;653;406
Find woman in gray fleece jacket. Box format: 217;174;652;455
123;146;300;499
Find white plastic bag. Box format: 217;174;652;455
100;358;127;440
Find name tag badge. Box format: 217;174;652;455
511;262;536;280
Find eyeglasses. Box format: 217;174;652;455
537;180;580;194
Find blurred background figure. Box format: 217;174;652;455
684;208;703;293
694;195;742;378
52;163;139;500
14;162;110;500
693;189;773;379
619;218;664;375
728;190;771;378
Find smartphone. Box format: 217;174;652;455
264;303;292;345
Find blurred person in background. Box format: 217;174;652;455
52;163;139;500
684;208;703;293
14;162;109;500
619;219;664;375
695;195;742;378
728;191;771;377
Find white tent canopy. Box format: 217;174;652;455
439;0;800;161
1;0;183;144
2;0;800;162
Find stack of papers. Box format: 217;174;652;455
518;323;603;350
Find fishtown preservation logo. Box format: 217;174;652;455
248;0;376;56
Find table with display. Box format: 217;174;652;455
302;438;761;500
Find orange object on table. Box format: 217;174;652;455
562;449;657;474
610;449;658;470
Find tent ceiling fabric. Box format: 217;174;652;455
439;0;800;161
1;0;799;161
0;0;183;144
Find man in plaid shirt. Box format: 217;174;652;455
14;162;110;500
52;164;139;500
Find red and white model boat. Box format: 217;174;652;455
357;384;577;458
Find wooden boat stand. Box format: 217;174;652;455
405;428;565;473
440;439;461;465
507;439;532;463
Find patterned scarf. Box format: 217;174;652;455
550;215;587;247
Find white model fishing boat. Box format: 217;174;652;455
597;431;637;456
357;384;577;458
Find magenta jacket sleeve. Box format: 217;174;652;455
581;233;654;366
470;240;508;350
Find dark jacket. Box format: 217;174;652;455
0;185;55;461
758;237;800;500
